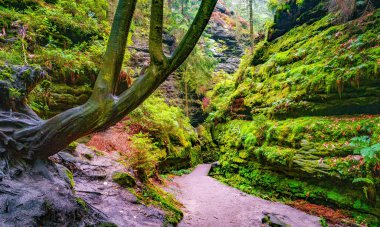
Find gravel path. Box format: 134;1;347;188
169;164;322;227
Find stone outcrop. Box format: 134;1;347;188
268;0;380;41
0;159;108;226
268;0;326;41
0;143;166;226
208;1;244;74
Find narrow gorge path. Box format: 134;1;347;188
169;164;322;227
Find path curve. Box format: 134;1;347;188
169;164;321;227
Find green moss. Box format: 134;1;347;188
0;66;14;81
68;141;79;150
75;198;88;211
29;83;93;117
0;1;109;80
93;149;105;156
65;169;75;189
83;153;94;160
112;171;136;188
213;163;379;218
127;96;199;173
239;151;249;159
132;184;183;226
320;217;328;227
206;7;380;226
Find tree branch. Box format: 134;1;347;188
91;0;137;99
104;0;218;127
3;0;218;160
168;0;217;73
105;0;218;125
149;0;167;66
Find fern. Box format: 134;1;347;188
350;136;370;148
352;178;375;185
360;143;380;162
350;136;380;163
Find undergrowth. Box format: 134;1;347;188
131;183;183;226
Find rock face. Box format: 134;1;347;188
268;0;326;41
208;1;244;74
31;83;93;118
0;65;46;114
176;0;246;126
0;144;166;226
227;7;380;120
65;144;165;226
268;0;380;41
211;115;380;224
0;159;108;226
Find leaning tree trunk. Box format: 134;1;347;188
0;0;218;167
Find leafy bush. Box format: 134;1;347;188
126;95;200;172
127;95;196;156
129;132;163;181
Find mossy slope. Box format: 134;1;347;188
220;9;380;120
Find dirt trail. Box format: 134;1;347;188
169;164;322;227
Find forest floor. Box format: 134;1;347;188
166;164;322;227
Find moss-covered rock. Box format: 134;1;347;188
132;184;183;226
213;9;380;121
268;0;326;41
29;83;92;117
208;11;380;220
209;115;380;224
112;171;136;188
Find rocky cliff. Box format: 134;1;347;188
230;5;380;120
207;2;380;225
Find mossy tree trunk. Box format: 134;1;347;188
0;0;217;162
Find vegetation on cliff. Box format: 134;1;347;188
206;2;380;225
